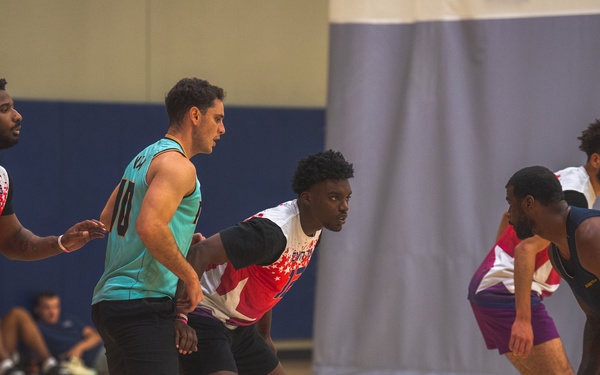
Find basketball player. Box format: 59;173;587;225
175;150;354;375
0;78;106;375
468;120;600;374
505;165;600;375
91;78;225;374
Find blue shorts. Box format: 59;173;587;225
179;314;279;375
470;301;559;354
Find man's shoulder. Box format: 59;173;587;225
555;166;595;203
251;200;298;228
555;166;586;181
0;165;8;185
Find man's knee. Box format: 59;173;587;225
5;307;34;322
508;339;574;375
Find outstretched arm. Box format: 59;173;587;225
0;214;105;261
573;295;600;374
175;233;230;312
581;313;600;374
174;233;230;354
509;235;550;358
573;218;600;373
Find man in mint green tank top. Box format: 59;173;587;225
91;78;226;375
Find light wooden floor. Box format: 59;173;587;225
277;340;312;374
280;358;312;374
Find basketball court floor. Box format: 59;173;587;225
281;358;312;374
278;340;312;374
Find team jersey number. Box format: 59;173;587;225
110;179;135;236
274;266;306;299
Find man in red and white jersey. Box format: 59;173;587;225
175;150;354;375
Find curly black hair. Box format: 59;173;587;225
165;78;225;126
578;119;600;159
506;166;564;205
292;150;354;195
0;78;7;91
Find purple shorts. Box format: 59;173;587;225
470;301;559;354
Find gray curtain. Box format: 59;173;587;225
314;9;600;375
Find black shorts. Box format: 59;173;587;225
179;314;279;375
92;297;178;375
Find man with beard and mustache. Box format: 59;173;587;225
173;150;353;375
468;120;600;374
0;78;106;375
505;165;600;375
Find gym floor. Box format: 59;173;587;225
277;340;312;374
281;357;312;374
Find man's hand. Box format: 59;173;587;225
64;346;84;359
509;318;534;358
175;320;198;355
61;220;107;252
177;276;203;314
191;232;206;245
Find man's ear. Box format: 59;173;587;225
189;106;201;124
299;191;311;205
590;153;600;170
523;195;535;212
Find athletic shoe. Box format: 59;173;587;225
3;366;26;375
41;364;72;375
61;358;97;375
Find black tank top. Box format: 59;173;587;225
549;206;600;315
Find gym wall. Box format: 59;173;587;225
0;0;328;340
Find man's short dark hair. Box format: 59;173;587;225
33;290;58;308
0;78;7;91
506;166;564;205
292;150;354;194
578;119;600;159
165;78;225;126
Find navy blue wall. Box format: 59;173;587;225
0;100;324;339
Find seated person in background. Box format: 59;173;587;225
33;291;103;374
0;306;67;375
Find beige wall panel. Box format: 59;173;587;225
148;0;328;107
330;0;600;23
0;0;328;107
0;1;148;101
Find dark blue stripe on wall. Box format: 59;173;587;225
0;100;324;339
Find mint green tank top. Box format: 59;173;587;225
92;136;201;303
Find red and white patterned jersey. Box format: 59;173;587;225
555;166;596;206
468;166;596;307
0;166;11;216
195;200;321;327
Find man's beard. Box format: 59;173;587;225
0;133;19;150
514;217;535;240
